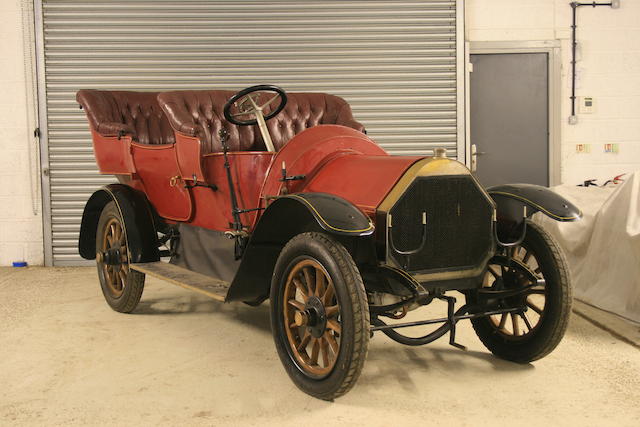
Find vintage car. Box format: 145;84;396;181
77;85;580;400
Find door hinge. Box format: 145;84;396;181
34;127;41;138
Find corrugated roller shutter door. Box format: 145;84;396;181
40;0;458;265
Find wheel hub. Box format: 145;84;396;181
98;247;123;266
304;296;327;338
502;267;533;307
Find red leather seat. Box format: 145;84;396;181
76;90;175;145
157;90;364;153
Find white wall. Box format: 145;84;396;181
466;0;640;185
0;0;43;266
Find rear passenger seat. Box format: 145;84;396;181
76;90;175;145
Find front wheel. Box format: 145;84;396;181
467;221;572;363
270;232;369;400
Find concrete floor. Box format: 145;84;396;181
1;267;639;426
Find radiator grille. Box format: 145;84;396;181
388;175;494;273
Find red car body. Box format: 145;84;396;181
93;123;417;229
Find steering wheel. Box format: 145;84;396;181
223;85;287;152
223;85;287;126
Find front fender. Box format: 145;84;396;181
488;183;581;241
225;193;374;302
280;193;374;236
78;184;160;262
488;184;582;221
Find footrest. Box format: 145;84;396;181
130;262;230;302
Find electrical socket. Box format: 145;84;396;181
611;0;620;9
604;143;619;153
576;143;591;154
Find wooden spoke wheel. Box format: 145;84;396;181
99;217;129;298
483;246;546;340
95;201;145;313
270;232;369;400
467;221;572;363
283;259;341;378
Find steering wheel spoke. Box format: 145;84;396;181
260;93;281;110
230;110;255;118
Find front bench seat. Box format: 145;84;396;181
76;89;175;145
157;90;364;153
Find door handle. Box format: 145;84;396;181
470;144;488;173
471;144;479;173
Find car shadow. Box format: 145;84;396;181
134;296;273;334
135;295;531;370
134;295;221;315
228;303;272;334
374;345;532;372
133;292;534;389
355;344;534;395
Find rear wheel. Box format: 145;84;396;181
270;232;369;400
468;221;572;363
96;201;145;313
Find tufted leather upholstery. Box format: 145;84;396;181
76;89;175;145
157;90;364;153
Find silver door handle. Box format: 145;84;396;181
471;144;485;173
471;144;487;172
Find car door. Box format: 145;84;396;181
130;143;193;221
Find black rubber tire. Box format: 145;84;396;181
469;221;572;363
270;232;370;400
96;201;145;313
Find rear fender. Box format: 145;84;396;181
488;183;581;241
226;193;374;302
78;184;160;262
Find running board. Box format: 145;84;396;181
130;262;229;302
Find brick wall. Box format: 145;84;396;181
0;0;43;266
467;0;640;184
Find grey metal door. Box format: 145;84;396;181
470;53;548;188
